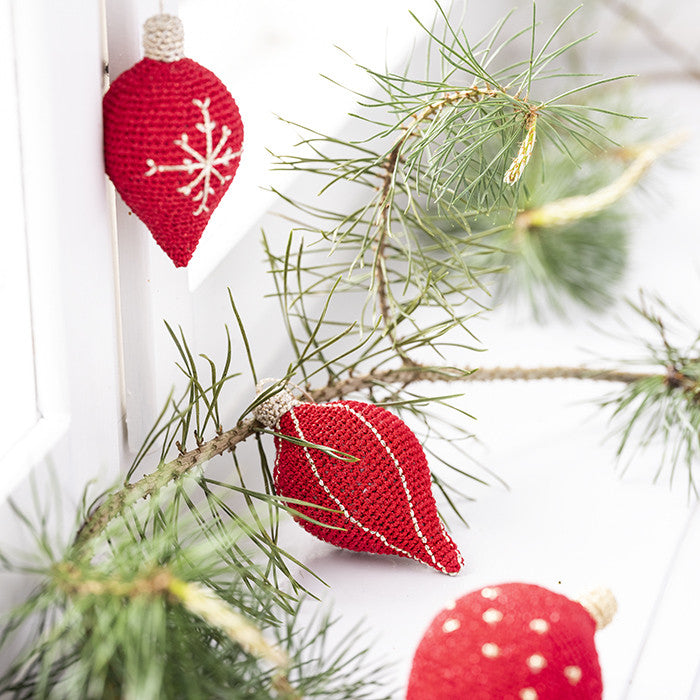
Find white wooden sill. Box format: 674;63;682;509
214;3;700;699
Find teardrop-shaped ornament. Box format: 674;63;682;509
103;14;244;267
255;389;464;575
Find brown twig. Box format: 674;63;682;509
375;147;399;340
515;131;686;231
272;675;304;700
74;362;663;551
605;0;700;82
373;87;497;360
53;562;174;598
665;365;700;396
309;365;655;402
74;421;257;550
53;564;292;677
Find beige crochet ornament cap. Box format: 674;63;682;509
578;587;618;630
253;384;301;428
143;14;185;62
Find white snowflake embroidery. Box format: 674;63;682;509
145;97;241;216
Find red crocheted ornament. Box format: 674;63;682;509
255;391;464;574
103;15;243;267
407;582;616;700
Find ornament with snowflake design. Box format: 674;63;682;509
103;14;243;267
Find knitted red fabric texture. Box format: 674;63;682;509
407;583;603;700
273;400;464;574
103;58;243;267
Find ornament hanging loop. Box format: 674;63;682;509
143;14;184;62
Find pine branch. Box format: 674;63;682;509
516;131;685;230
309;364;656;402
373;86;498;358
3;497;390;700
470;128;681;318
273;3;631;341
74;362;674;551
74;421;256;551
602;296;700;492
52;563;289;669
605;0;700;82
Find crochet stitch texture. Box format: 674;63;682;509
270;399;464;574
407;583;605;699
103;24;243;267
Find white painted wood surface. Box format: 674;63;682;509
0;0;37;466
1;1;699;698
202;2;700;698
0;0;123;504
0;0;124;632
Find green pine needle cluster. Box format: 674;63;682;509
2;3;697;699
0;477;392;700
272;2;631;340
604;298;700;495
467;144;629;319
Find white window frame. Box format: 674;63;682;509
0;0;41;468
0;1;123;501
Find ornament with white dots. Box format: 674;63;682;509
406;582;617;699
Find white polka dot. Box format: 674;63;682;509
529;618;550;634
527;654;547;672
444;600;456;610
481;642;499;658
482;608;503;624
519;689;538;700
442;618;460;633
481;587;500;600
564;666;582;685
